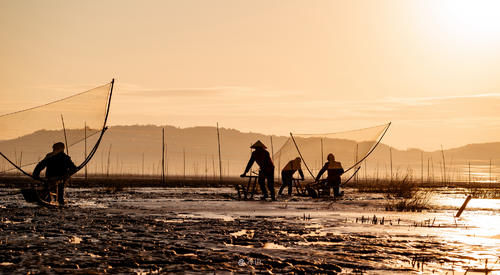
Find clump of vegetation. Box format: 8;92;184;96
349;173;432;211
385;190;432;212
352;174;416;198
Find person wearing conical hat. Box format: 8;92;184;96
240;140;276;201
278;157;304;197
315;153;344;197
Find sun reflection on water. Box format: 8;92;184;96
431;192;500;273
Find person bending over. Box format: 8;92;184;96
240;140;276;201
315;153;344;197
278;157;304;196
33;142;76;205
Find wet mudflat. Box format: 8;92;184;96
0;187;499;274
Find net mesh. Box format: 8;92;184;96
273;123;391;180
0;82;112;175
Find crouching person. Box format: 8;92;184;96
278;157;304;197
33;142;77;205
315;153;344;198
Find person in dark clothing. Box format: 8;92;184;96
278;157;305;196
315;153;344;197
33;142;77;204
240;140;276;201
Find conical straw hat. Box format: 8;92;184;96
250;140;267;149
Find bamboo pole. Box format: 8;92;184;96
60;115;69;155
389;147;393;183
421;151;423;183
489;159;492;184
320;138;324;166
456;195;472;217
216;122;222;183
19;152;22;176
106;144;112;177
355;144;359;183
84;122;88;181
468;161;471;185
441;145;446;184
165;142;168;183
270;136;274;159
212;155;216;180
183;148;186;179
142;152;145;178
205;155;208;183
427;158;430;184
431;157;434;184
161;128;165;184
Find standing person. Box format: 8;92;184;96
278;157;305;196
315;153;344;197
33;142;77;205
240;140;276;201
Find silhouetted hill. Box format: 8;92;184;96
1;125;499;178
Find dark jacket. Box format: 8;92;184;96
243;148;274;174
282;159;305;179
33;151;77;179
315;161;344;183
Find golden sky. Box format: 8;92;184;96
1;0;500;150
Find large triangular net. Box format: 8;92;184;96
273;123;391;181
0;81;113;177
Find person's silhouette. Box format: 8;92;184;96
33;142;76;205
278;157;304;196
240;140;276;201
315;153;344;197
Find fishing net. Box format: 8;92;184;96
273;123;391;180
0;81;113;176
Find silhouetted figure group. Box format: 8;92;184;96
241;140;345;201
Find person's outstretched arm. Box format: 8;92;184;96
315;163;327;182
241;154;255;177
65;155;77;175
298;169;305;180
33;158;48;179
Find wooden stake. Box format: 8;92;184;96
212;155;216;180
468;161;471;185
456;195;472;217
165;142;168;183
161;128;165;184
489;159;492;184
60;114;69;155
427;158;430;184
205;155;208;182
84;122;87;181
441;145;446;184
389;147;393;183
270;136;274;160
106;144;112;177
183;148;186;179
320;138;324;166
421;151;423;183
142;152;145;177
216;122;222;183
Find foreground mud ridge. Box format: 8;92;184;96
0;187;499;274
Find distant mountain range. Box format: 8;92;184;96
1;125;499;178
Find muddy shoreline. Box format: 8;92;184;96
1;185;499;274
